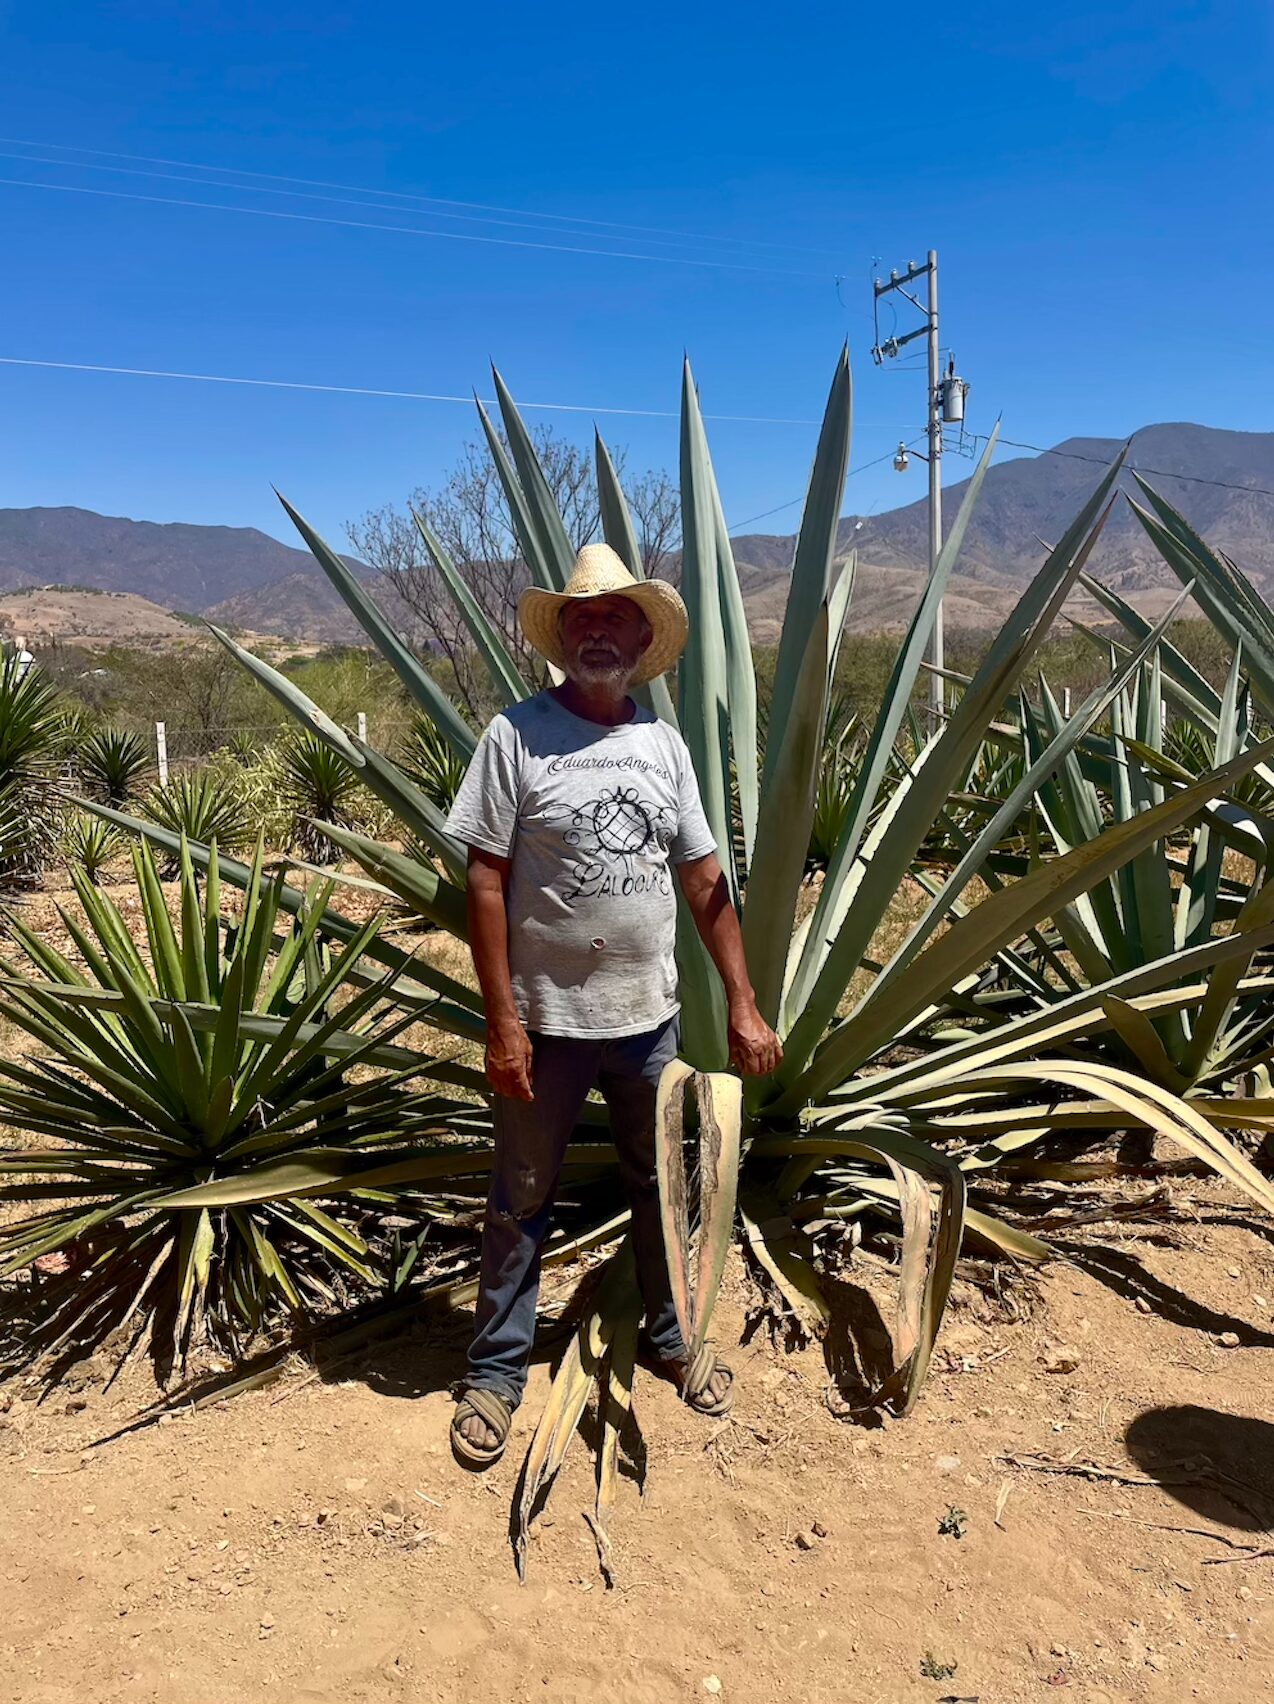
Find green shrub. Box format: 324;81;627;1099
79;725;152;804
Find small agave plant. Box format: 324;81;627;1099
71;352;1274;1572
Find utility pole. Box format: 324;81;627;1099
872;250;967;728
925;253;942;723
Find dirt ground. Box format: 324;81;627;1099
3;1185;1273;1704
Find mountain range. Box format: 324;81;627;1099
1;422;1270;648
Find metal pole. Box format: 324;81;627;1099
926;249;943;727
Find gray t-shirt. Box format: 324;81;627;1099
445;691;716;1038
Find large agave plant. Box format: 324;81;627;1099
77;353;1274;1570
0;839;482;1372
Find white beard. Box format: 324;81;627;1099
568;652;638;691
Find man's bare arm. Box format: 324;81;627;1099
466;846;534;1101
675;853;783;1077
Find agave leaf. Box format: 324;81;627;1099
743;604;830;1027
203;628;468;879
677;358;735;899
592;1312;640;1582
594;428;644;577
826;549;857;683
1181;872;1274;1079
153;1145;505;1209
690;1070;742;1352
349;737;468;883
868;586;1189;1000
753;1125;966;1413
712;475;759;868
762;346;851;797
836;918;1274;1109
971;1060;1274;1218
739;1187;830;1332
491;368;576;591
513;1242;639;1579
410;507;528;709
1079;572;1223;729
781;454;1125;1093
207;624;363;763
274;493;477;757
785;425;1001;1021
830;1172;1052;1263
593;428;678;728
1176;644;1243;952
474;397;562;596
782;680;1274;1109
75;802;479;1018
653;1059;695;1348
314;819;469;939
1099;997;1188;1092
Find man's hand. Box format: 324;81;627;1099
728;999;783;1077
486;1015;534;1101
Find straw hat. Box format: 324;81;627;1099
518;543;688;686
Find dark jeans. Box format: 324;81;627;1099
467;1017;685;1404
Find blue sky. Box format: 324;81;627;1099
0;0;1269;553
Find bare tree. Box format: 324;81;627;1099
627;468;681;583
347;425;679;718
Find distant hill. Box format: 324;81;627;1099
0;586;203;649
0;505;361;612
830;423;1274;591
2;423;1271;645
0;584;307;657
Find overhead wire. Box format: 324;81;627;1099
726;438;929;533
0;135;840;261
0;148;815;262
0;176;826;278
0;354;825;425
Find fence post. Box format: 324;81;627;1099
357;711;368;744
1062;687;1072;718
155;721;169;787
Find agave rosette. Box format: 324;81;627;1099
63;353;1274;1566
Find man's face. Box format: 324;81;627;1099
558;594;652;690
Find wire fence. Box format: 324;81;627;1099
104;716;422;770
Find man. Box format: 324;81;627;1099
444;542;781;1466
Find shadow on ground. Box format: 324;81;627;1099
1125;1404;1274;1532
1062;1243;1274;1349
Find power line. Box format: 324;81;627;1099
0;135;839;259
0;354;825;426
968;430;1274;503
0;148;812;265
726;438;929;533
0;176;826;279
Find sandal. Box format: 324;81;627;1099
639;1340;735;1418
450;1386;514;1467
